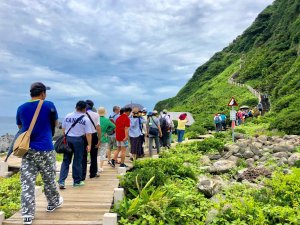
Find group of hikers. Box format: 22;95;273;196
11;82;189;225
214;102;264;132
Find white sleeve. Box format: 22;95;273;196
85;118;94;134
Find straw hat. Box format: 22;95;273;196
98;107;106;116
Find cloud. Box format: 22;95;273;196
0;0;274;117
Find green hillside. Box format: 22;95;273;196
155;0;300;134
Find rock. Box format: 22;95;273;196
209;160;236;174
208;154;222;160
259;152;271;162
235;133;245;140
273;152;289;159
246;158;254;168
288;153;300;166
199;166;210;171
283;168;292;174
227;155;239;163
233;153;243;158
224;144;240;154
236;140;249;148
257;135;268;143
277;157;288;166
283;135;299;140
0;134;14;153
254;155;260;161
222;150;233;159
273;144;295;153
197;176;225;198
237;167;272;182
200;156;211;166
205;209;219;225
243;150;254;159
250;145;263;156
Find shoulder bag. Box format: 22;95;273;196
148;116;159;136
13;100;44;158
54;115;85;154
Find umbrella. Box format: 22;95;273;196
239;105;249;109
123;103;144;111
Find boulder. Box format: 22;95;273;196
273;152;289;159
222;150;233;159
209;160;236;174
246;158;254;168
197;175;225;198
243;150;254;159
227;155;239;163
200;155;211;166
277;157;288;166
288;153;300;166
224;144;240;154
235;133;245;140
236;140;249;148
273;144;295;153
254;155;260;161
207;154;222;160
257;135;268;143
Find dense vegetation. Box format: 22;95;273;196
115;138;300;224
155;0;300;134
0;174;43;218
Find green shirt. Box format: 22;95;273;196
100;116;116;143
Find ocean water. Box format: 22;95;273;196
0;117;18;136
0;117;64;136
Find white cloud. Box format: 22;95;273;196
0;0;274;118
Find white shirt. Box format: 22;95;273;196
86;110;100;133
62;111;93;137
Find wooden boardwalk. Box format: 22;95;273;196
2;155;130;225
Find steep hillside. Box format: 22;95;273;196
155;0;300;134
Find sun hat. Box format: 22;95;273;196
98;107;106;116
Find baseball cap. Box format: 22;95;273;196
76;100;87;110
152;110;158;114
162;109;168;113
30;82;50;93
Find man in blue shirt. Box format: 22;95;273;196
17;82;63;225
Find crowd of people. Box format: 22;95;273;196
12;82;189;225
214;103;263;132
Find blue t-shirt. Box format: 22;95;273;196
16;100;58;151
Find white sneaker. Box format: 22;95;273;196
98;168;104;173
47;196;63;212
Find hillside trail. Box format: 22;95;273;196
228;69;271;114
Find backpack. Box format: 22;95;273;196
107;114;117;135
214;116;220;124
160;116;170;131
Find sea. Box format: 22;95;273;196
0;116;64;136
0;117;18;136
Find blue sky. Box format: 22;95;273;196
0;0;273;117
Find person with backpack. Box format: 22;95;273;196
98;107;115;172
214;113;222;132
147;110;162;157
160;109;171;148
257;102;263;115
220;112;227;131
107;105;120;166
129;107;145;160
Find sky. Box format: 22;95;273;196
0;0;274;117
